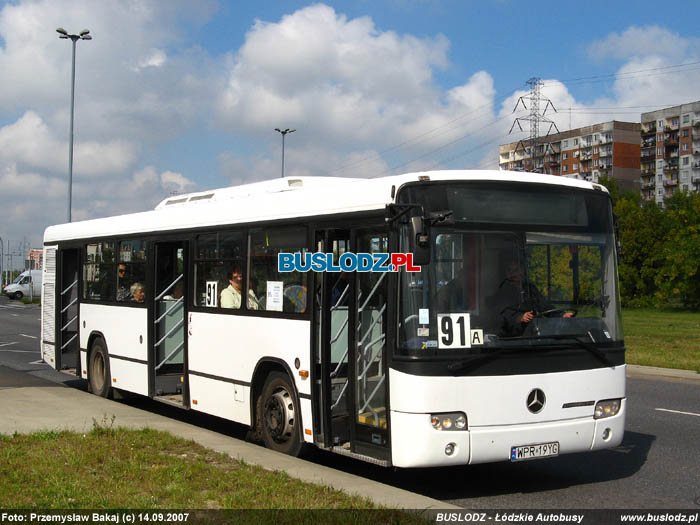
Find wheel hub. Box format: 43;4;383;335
264;388;295;443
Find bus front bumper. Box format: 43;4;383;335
390;402;625;468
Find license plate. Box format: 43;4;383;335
510;441;559;461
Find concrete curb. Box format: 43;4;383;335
0;382;460;511
626;364;700;382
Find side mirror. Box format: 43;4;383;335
410;215;430;266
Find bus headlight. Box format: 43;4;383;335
594;399;621;419
431;412;468;431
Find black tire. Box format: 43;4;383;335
13;291;23;300
260;371;303;456
88;338;112;398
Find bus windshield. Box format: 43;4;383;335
397;182;622;357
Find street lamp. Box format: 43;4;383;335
0;236;4;290
274;128;296;178
56;27;92;223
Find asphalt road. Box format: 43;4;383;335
1;295;699;510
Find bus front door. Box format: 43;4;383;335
151;241;188;406
56;248;80;372
314;229;390;463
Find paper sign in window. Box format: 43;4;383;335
266;281;283;312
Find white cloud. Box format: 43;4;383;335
0;111;137;176
160;170;194;193
587;26;698;62
217;3;493;152
135;49;167;71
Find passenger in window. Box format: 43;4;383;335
130;282;145;303
221;264;259;310
117;264;131;301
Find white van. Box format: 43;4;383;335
3;269;42;300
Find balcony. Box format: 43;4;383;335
642;125;656;135
641;150;655;159
663;179;678;187
641;181;655;190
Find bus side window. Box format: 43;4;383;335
193;231;243;309
117;240;147;302
249;227;308;313
83;242;116;302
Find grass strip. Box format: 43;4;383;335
622;308;700;372
0;425;423;520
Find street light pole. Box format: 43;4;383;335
57;27;92;223
0;236;4;290
274;128;296;178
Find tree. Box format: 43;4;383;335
654;191;700;309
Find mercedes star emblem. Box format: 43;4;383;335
527;388;546;413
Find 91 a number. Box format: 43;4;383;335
438;313;470;349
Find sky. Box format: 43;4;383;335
1;0;700;259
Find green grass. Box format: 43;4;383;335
622;308;700;372
0;425;421;518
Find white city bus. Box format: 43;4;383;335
41;171;626;467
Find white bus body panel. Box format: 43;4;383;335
389;366;626;467
187;312;313;441
80;304;149;396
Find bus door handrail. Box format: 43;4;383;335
358;273;386;313
60;297;78;314
155;341;184;371
61;315;78;332
60;333;78;351
358;334;385;380
61;279;78;296
155;296;184;325
358;304;386;346
155;274;183;302
154;319;184;348
330;378;348;412
358;374;385;422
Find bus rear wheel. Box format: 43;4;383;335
89;338;112;398
260;372;302;456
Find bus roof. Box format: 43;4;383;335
43;170;605;243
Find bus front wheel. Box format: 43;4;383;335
260;372;302;456
89;338;112;399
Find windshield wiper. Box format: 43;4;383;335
500;332;613;367
447;332;612;373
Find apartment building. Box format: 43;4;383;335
499;121;641;189
640;101;700;205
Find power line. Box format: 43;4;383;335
333;86;524;174
542;60;700;87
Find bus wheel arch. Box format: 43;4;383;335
87;334;112;399
250;359;304;456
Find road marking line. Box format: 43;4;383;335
0;342;18;347
29;359;46;364
0;349;37;353
11;314;19;317
655;408;700;418
20;334;38;339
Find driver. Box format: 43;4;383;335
496;260;574;337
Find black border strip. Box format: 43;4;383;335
42;340;55;346
108;354;148;365
189;369;251;387
299;392;311;400
563;401;595;408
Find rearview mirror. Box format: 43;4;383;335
410;214;430;266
